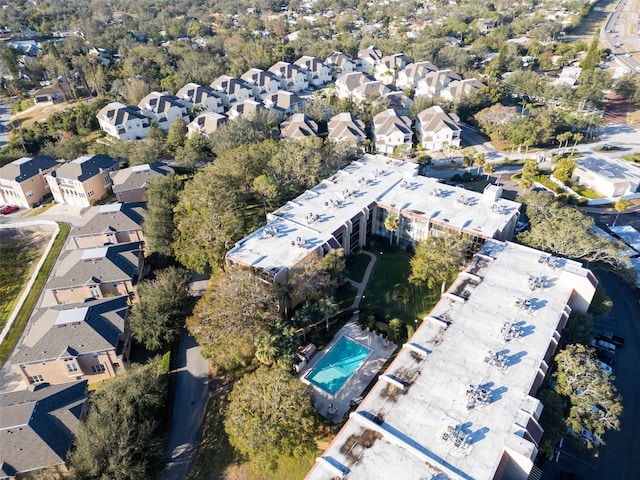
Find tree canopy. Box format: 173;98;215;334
554;344;622;447
129;266;191;351
186;267;280;371
67;362;167;480
143;175;182;258
224;367;316;470
518;192;626;266
409;232;469;292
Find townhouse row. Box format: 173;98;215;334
0;154;172;209
96;47;483;149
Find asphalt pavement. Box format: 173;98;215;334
0;100;10;148
161;329;210;480
543;268;640;480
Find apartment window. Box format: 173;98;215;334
88;190;95;197
66;362;79;372
91;364;106;373
29;375;44;384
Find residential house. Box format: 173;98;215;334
68;203;146;249
294;56;332;87
88;47;111;65
241;68;281;100
227;99;265;120
552;65;582;87
268;62;309;92
187;111;228;138
373;53;411;85
210;75;254;106
439;78;485;101
371;109;413;154
96;102;150;141
327;112;367;146
279;114;318;141
415;106;462;151
325;51;357;78
137;91;190;131
383;91;413;116
16;296;132;387
32;84;72;105
42;241;143;307
571;156;640;198
0;381;88;478
415;69;462;97
396;61;438;89
0;155;60;208
45;154;119;207
110;162;174;203
334;72;373;99
352;80;390;102
357;45;383;74
262;90;305;119
175;82;224;113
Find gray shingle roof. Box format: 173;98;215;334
50;154;118;183
110;162;173;194
18;296;129;363
97;102;148;126
0;381;88;477
46;242;141;290
138;91;186;115
0;155;59;183
70;202;146;237
176;83;223;105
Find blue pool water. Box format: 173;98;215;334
306;336;370;395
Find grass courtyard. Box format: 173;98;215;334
359;240;439;327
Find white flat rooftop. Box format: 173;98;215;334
377;176;520;239
227;154;418;273
227;155;520;275
306;240;595;480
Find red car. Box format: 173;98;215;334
0;205;19;214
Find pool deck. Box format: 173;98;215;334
299;316;398;423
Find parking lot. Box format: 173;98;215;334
542;268;640;479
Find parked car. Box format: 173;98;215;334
596;360;613;376
591;338;616;353
595;331;624;348
595;347;615;365
0;205;19;215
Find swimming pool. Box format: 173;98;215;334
306;336;370;395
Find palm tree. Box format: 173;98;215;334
570;132;584;155
483;161;495;180
475;152;486;174
384;213;400;245
613;198;633;226
557;132;572;155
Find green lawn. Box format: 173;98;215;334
346;252;370;283
0;234;39;329
361;240;438;325
0;223;69;366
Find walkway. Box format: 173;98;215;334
348;250;377;310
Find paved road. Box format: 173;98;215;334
543;269;640;480
0;100;10;148
161;329;209;480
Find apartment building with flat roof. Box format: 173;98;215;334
226;154;520;284
306;239;598;480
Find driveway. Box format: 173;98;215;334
161;329;210;480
